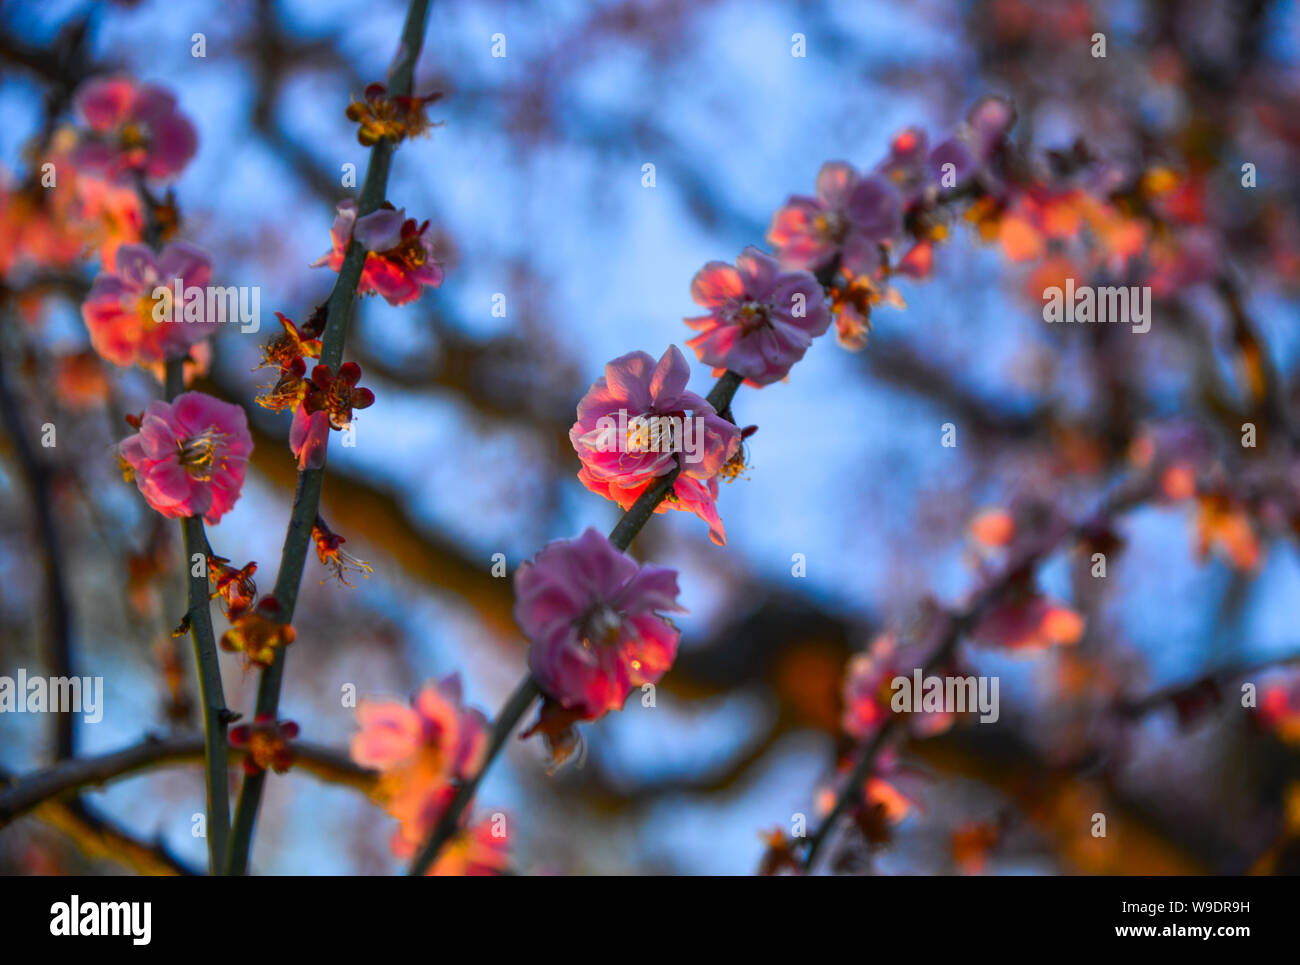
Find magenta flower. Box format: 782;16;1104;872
118;392;252;524
81;242;217;368
684;246;830;387
73;77;197;182
570;345;740;545
351;675;490;861
514;528;685;721
766;162;903;277
876;127;976;203
312;200;443;306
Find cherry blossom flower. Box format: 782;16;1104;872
73;77;197;182
229;715;300;775
117;391;252;524
350;675;490;858
81;242;217;368
312;200;443;306
514;528;685;722
305;361;375;429
571;346;740;544
842;634;954;740
346;83;441;146
766;162;903;277
421;817;510;876
684;246;831;387
220;596;295;668
207;555;257;616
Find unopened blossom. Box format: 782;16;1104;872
73;76;197;182
290;403;331;471
82;242;217;367
514;528;685;722
685;246;831;387
229;715;300;775
312;516;373;585
220;596;295;668
570;346;740;544
766;161;903;277
117;391;252;524
346;83;441;146
312;200;443;306
351;675;490;855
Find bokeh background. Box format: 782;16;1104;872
1;0;1299;874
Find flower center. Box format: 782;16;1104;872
736;300;771;332
119;122;150;151
579;603;623;648
177;428;223;480
814;210;848;243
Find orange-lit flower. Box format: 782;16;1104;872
220;596;295;668
228;714;300;775
207;555;257;616
423;816;510;876
257;312;321;372
345;83;441;147
1195;492;1261;571
312;516;372;585
304;361;375;430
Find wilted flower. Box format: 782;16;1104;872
684;246;831;386
73;76;197;182
514;528;685;722
207;555;257;616
220;596;295;668
312;516;373;585
570;346;740;545
229;714;300;775
117;392;252;524
257;312;321;372
305;361;375;429
82;242;218;368
312;200;443;306
346;83;441;146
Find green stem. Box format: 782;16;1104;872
223;0;433;875
164;358;231;873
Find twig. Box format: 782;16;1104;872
224;0;433;875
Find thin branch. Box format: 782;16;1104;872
0;735;374;826
224;0;433;876
799;474;1154;872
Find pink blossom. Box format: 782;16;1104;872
685;246;831;387
514;528;685;721
842;634;954;740
766;162;903;277
351;675;490;856
118;392;252;524
81;242;217;368
420;817;511;876
312;200;443;306
73;77;197;182
971;595;1085;651
570;346;740;545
